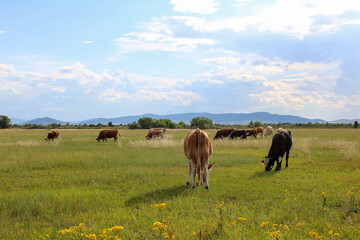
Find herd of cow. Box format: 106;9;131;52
44;126;292;191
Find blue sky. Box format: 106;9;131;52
1;0;359;121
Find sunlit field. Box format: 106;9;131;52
0;128;359;239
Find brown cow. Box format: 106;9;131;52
255;127;264;137
45;131;60;141
145;128;165;140
213;128;234;139
184;128;213;190
245;129;257;138
96;129;120;142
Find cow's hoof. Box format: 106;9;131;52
191;185;196;189
186;182;190;186
205;186;209;191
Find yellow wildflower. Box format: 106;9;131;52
230;221;237;226
296;222;305;228
321;192;327;198
261;221;269;228
192;231;197;236
154;203;167;211
237;217;247;222
217;202;225;208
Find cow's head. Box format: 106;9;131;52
262;156;274;171
145;135;150;140
96;138;100;142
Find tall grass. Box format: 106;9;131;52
0;128;359;239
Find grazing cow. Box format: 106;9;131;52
264;126;273;137
213;129;234;139
96;129;120;142
262;130;292;171
145;128;165;140
245;129;257;138
277;128;283;133
150;128;166;134
229;130;247;140
45;131;60;141
255;127;264;137
184;128;213;190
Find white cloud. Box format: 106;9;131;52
170;0;219;15
84;41;94;44
99;88;203;106
0;61;203;106
0;30;6;34
111;19;216;56
173;0;360;39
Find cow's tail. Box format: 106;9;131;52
195;128;202;183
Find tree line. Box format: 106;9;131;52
0;115;359;129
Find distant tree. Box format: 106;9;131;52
190;117;213;129
354;121;359;128
253;121;263;127
128;121;139;129
138;117;153;129
247;121;254;128
0;115;11;129
176;121;188;129
108;122;113;127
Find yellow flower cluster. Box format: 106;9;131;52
309;229;323;239
217;202;225;208
57;223;124;240
328;230;340;238
162;232;175;239
153;222;168;231
99;226;124;239
296;222;305;228
261;221;269;228
269;230;282;239
347;187;358;198
154;203;167;211
153;218;175;239
58;223;87;236
261;223;289;239
237;217;247;222
321;192;328;198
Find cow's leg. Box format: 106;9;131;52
202;162;210;190
186;160;195;187
197;168;202;185
191;166;196;188
276;156;282;170
285;151;289;168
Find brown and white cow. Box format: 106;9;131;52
45;131;61;141
184;128;213;190
145;128;165;140
264;126;273;137
96;129;120;142
245;129;257;138
255;126;264;137
213;129;234;139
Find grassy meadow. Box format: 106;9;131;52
0;128;359;239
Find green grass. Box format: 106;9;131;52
0;128;359;239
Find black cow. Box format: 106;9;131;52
262;130;292;171
229;130;247;140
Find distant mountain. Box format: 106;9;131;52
14;112;359;126
10;118;27;124
78;112;326;125
329;119;360;124
22;117;67;125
